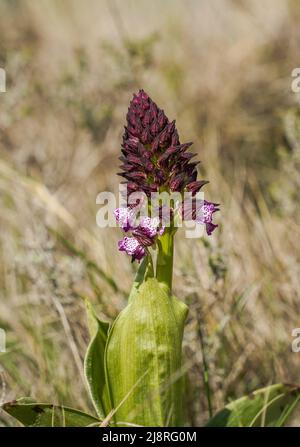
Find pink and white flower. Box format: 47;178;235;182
115;208;164;262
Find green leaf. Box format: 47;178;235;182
206;383;300;427
128;255;154;303
105;277;188;427
2;398;100;427
84;300;111;419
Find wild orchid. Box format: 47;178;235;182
3;91;300;428
97;90;218;426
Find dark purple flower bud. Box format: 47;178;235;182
157;110;167;129
143;110;152;126
150;102;158;120
186;180;209;195
119;163;135;172
151;120;160;136
158;125;170;146
151;136;160;152
132;228;154;247
171;130;180;146
141;127;151;144
143;159;154;172
138;143;152;159
170;173;185;192
126;154;143;165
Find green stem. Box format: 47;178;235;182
197;312;213;418
156;228;174;292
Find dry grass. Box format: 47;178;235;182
0;0;300;426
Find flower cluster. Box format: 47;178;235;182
115;208;164;262
119;89;208;197
116;90;219;261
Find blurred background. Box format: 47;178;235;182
0;0;300;426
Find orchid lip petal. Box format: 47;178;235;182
118;236;146;261
114;207;136;231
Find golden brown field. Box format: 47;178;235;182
1;0;300;426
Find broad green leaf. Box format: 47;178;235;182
84;300;111;419
2;398;100;427
206;383;300;427
105;277;188;427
